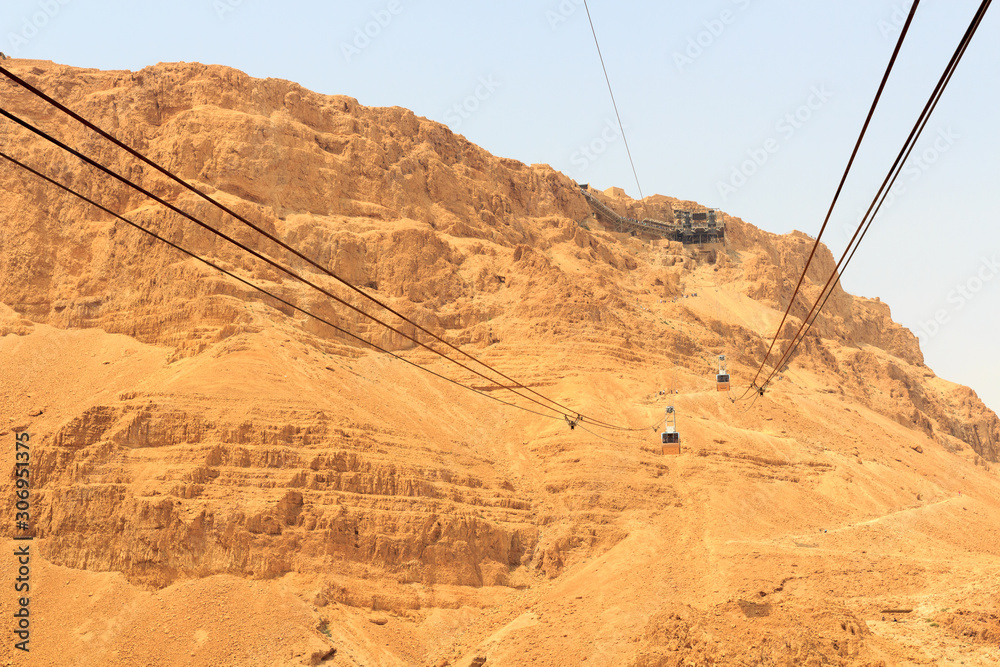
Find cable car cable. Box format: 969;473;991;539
0;149;570;423
740;391;762;414
0;105;657;431
754;0;991;393
576;422;653;447
581;0;652;221
0;109;615;426
740;0;922;399
0;64;638;431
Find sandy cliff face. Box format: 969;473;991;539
2;61;999;666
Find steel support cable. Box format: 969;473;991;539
756;0;992;391
576;422;656;446
0;65;630;431
739;0;922;400
581;0;652;222
740;390;762;414
0;106;657;431
0;109;608;426
0;149;569;423
760;0;991;389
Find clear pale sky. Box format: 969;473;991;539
4;0;998;413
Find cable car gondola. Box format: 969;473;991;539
660;406;680;455
717;354;730;392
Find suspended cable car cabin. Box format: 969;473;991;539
716;354;730;392
661;406;680;455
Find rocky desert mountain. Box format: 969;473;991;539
1;61;999;666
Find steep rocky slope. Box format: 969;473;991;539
2;60;999;666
